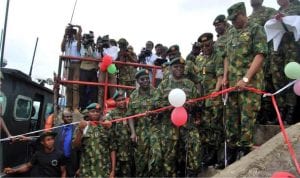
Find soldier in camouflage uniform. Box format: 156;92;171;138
248;0;277;124
195;33;224;168
104;90;133;177
72;103;116;178
224;2;268;161
116;38;138;95
127;69;162;177
269;0;300;124
154;57;201;177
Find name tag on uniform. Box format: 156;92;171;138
202;67;206;75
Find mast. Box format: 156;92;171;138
0;0;10;68
29;37;39;77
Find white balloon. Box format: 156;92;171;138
168;88;186;107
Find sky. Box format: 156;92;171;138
0;0;279;81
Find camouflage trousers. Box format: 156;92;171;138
178;127;202;176
118;80;136;96
225;91;260;148
200;100;224;147
116;160;132;177
134;135;150;177
148;128;163;177
161;138;178;177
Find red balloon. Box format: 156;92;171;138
99;63;107;72
171;107;188;127
102;55;113;68
271;171;295;178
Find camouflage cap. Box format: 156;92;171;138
135;69;149;79
169;57;185;66
86;103;101;110
198;33;213;43
227;2;246;21
213;14;226;25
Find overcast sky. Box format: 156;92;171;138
0;0;279;80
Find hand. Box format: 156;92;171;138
235;80;247;89
109;171;115;178
145;110;156;117
101;120;112;129
130;133;138;142
16;135;32;142
275;12;285;21
4;167;15;174
78;120;87;131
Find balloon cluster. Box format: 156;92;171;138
284;62;300;96
168;88;187;127
99;55;117;74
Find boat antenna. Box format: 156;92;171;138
29;37;39;77
1;0;10;69
69;0;78;24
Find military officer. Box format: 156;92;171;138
224;2;268;162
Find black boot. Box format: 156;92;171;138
236;147;251;160
285;106;295;125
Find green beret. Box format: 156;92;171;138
112;89;126;100
198;33;213;43
213;15;226;25
135;69;149;79
169;57;185;66
227;2;246;21
162;61;169;68
86;103;101;110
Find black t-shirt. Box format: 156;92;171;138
30;149;66;177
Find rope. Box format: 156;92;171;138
1;86;299;174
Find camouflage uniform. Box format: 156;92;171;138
225;16;268;149
270;5;300;123
126;87;162;177
105;108;132;177
116;51;137;95
75;122;116;178
155;70;201;176
249;5;277;124
184;59;201;85
195;50;223;163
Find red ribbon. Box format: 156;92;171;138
99;86;300;174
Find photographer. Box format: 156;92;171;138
61;24;82;111
116;38;137;95
137;41;158;83
153;44;168;87
79;31;98;109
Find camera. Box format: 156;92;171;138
138;48;152;64
82;31;94;47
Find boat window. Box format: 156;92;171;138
0;91;6;115
44;103;53;119
31;101;40;120
14;95;32;121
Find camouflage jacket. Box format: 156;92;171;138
249;6;276;26
76;122;116;177
225;22;268;89
154;77;198;139
126;87;156;139
195;50;223;107
105;108;131;161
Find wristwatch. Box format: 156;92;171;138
242;77;249;83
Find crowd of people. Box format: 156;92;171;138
3;0;300;177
